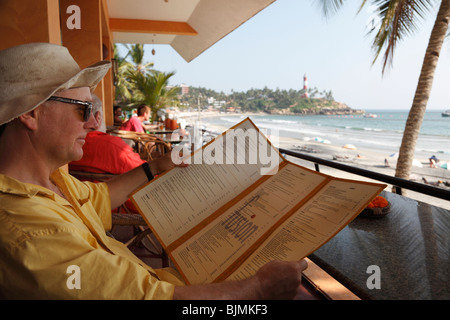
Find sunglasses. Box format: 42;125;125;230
48;96;93;122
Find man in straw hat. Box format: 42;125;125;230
0;43;308;300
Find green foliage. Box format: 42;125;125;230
315;0;433;73
180;86;335;113
128;69;180;121
114;45;336;116
114;44;179;121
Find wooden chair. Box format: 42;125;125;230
109;130;172;161
69;170;169;267
133;135;172;161
111;210;169;267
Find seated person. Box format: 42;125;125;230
118;104;160;153
119;104;157;133
70;96;145;175
0;43;309;300
113;106;125;126
70;96;145;213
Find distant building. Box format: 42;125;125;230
180;83;190;96
207;96;226;109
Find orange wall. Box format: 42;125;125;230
0;0;114;125
0;0;61;48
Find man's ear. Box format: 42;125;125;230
18;107;41;131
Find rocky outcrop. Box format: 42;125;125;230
269;99;363;115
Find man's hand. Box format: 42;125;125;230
173;259;308;300
253;259;308;300
148;150;188;176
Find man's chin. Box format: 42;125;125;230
71;150;84;162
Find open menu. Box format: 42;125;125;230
131;118;386;285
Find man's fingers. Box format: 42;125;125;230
298;259;308;272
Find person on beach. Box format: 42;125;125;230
429;155;439;168
0;43;309;300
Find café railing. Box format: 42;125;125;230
279;148;450;201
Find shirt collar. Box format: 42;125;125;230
0;174;40;197
0;170;67;203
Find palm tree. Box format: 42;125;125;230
123;43;154;75
113;44;133;104
316;0;450;182
116;44;154;103
113;44;179;119
128;69;180;121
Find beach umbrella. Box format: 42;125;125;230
343;144;356;150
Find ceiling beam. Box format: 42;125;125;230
109;18;197;36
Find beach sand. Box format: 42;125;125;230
188;116;450;210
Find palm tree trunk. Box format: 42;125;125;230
395;0;450;182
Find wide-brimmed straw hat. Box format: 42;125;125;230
0;42;111;125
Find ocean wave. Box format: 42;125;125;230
219;116;246;123
364;128;383;132
352;137;400;149
264;119;299;125
203;113;449;155
341;126;384;132
258;124;324;137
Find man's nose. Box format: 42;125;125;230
85;112;100;130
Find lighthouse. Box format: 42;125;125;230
302;74;309;98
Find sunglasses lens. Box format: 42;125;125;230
84;105;93;122
49;97;93;122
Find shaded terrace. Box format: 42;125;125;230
1;0;448;300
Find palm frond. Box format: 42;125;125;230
314;0;347;18
369;0;435;73
113;44;179;118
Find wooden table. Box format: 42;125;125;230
308;191;450;300
152;133;184;144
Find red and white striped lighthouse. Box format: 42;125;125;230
302;73;309;98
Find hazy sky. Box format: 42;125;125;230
119;0;450;111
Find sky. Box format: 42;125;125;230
117;0;450;111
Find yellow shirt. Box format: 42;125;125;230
0;168;185;299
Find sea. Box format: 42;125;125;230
198;110;450;160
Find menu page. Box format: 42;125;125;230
132;162;262;246
131;118;283;247
226;179;385;281
169;163;328;284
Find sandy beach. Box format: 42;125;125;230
278;136;450;210
177;112;450;210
